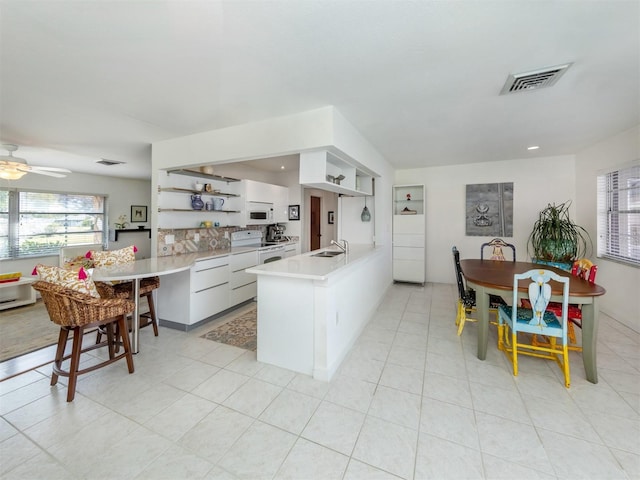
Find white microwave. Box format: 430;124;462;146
246;202;274;225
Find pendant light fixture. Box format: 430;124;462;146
361;197;371;222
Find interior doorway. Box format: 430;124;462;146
310;195;321;251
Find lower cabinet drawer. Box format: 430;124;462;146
192;264;229;291
230;270;256;289
191;283;229;322
230;282;256;306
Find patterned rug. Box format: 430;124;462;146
0;300;61;363
201;305;257;351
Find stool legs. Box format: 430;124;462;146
141;292;159;337
118;314;135;373
50;327;70;387
51;316;134;402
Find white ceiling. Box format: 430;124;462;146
1;0;638;180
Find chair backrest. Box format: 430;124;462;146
452;246;470;303
481;238;516;261
571;258;597;283
512;269;569;330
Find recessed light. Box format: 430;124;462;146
280;165;285;170
527;146;540;151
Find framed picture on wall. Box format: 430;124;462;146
288;205;300;221
328;211;335;224
131;205;148;223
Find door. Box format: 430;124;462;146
310;196;321;251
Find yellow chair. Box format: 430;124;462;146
498;269;571;387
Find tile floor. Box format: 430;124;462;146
0;282;638;479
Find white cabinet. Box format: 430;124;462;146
284;242;299;257
158;255;230;326
229;250;258;305
273;185;289;223
242;180;289;224
243;179;273;204
299;150;374;196
393;184;425;284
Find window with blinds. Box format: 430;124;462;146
0;188;106;259
597;163;640;267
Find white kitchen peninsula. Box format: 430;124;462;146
246;244;388;381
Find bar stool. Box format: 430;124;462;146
32;280;135;402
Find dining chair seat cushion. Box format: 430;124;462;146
498;305;561;329
520;299;582;320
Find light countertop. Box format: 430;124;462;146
93;240;300;281
246;244;383;281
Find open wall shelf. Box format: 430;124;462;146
167;169;240;183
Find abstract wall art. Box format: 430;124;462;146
465;182;513;237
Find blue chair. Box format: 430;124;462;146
497;269;571;387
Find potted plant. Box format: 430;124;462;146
528;201;591;265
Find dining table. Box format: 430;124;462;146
93;256;192;353
460;259;606;384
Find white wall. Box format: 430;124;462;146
574;125;640;332
395;155;577;284
152;106;395;255
1;172;152;275
340;196;375;245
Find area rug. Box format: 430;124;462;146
201;305;257;351
0;300;61;363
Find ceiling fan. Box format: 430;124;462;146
0;144;72;180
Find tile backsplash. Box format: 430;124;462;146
157;226;298;256
157;227;239;256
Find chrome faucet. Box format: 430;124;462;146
331;239;349;254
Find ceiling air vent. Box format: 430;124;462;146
500;63;572;95
97;158;125;166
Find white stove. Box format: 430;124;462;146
231;230;286;264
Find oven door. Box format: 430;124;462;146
259;246;285;264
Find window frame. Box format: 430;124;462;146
597;162;640;268
0;187;107;260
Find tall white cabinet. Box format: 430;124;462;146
393;184;425;284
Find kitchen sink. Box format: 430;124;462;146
312;251;344;258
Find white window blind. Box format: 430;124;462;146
597;163;640;267
0;188;106;259
0;190;8;257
